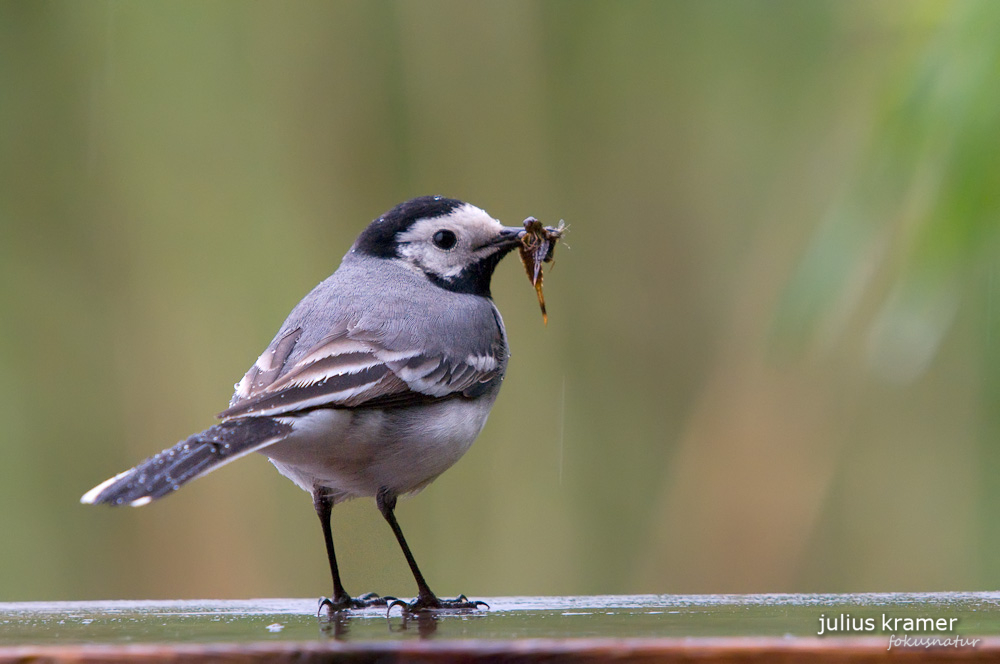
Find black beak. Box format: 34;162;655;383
480;226;525;251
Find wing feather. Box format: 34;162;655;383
220;330;503;419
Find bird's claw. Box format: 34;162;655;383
318;592;387;615
385;593;489;615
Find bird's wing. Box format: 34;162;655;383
219;327;503;419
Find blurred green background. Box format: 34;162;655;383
2;0;999;601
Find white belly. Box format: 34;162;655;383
260;397;495;501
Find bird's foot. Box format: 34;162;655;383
386;593;489;614
318;592;387;615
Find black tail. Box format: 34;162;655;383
81;417;292;507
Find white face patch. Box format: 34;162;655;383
395;204;508;282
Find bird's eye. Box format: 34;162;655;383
432;229;457;250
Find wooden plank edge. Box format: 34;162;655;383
1;637;999;663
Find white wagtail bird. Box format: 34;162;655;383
82;196;535;612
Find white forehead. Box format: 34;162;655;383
394;203;505;280
395;204;503;244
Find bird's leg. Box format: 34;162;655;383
376;488;434;602
376;487;487;613
314;489;385;614
315;489;351;610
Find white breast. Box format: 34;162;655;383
260;396;497;502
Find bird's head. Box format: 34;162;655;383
352;196;524;297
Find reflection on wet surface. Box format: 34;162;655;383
2;594;1000;645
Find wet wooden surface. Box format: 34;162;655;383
2;594;999;662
